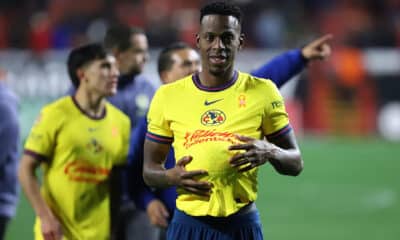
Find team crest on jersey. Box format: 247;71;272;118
86;138;104;154
201;109;226;126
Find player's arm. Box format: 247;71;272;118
229;130;303;176
301;34;332;62
19;108;63;240
143;140;211;196
231;130;303;175
251;50;306;88
265;130;303;175
142;139;172;188
251;34;332;88
0;102;19;165
18;154;63;239
144;87;211;195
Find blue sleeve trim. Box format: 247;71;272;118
23;149;48;162
266;124;292;140
146;132;173;144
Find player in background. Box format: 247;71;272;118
0;69;20;240
103;25;155;127
18;43;130;240
102;24;158;240
66;25;158;240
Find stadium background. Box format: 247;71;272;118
1;0;399;239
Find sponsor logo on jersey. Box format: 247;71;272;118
271;100;283;109
64;160;110;183
183;129;238;149
201;109;226;126
86;138;103;154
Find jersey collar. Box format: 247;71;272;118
192;70;238;92
71;95;107;120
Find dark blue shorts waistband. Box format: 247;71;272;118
171;203;261;229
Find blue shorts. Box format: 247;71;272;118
166;203;263;240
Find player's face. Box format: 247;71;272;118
162;48;201;84
196;15;243;76
117;33;149;75
83;55;119;97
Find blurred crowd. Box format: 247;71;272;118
0;0;399;138
0;0;400;51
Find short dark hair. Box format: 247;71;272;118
104;25;144;52
67;43;107;88
157;42;192;74
200;1;243;24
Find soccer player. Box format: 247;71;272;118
0;69;20;240
115;24;330;240
68;25;155;240
132;35;330;239
103;25;155;127
143;2;303;240
18;43;130;240
132;32;330;234
67;25;157;240
102;24;157;240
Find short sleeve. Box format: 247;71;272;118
24;107;59;160
262;82;291;140
146;88;173;144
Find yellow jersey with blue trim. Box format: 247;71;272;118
24;96;130;240
146;71;291;217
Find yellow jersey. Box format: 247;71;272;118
24;96;130;240
147;71;291;217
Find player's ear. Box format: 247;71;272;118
196;34;200;49
76;68;85;82
159;71;169;84
238;33;244;51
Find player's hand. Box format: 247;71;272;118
301;34;332;61
166;156;212;196
229;134;277;172
147;199;170;228
41;213;63;240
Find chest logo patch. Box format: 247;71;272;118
204;98;223;106
201;109;226;126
